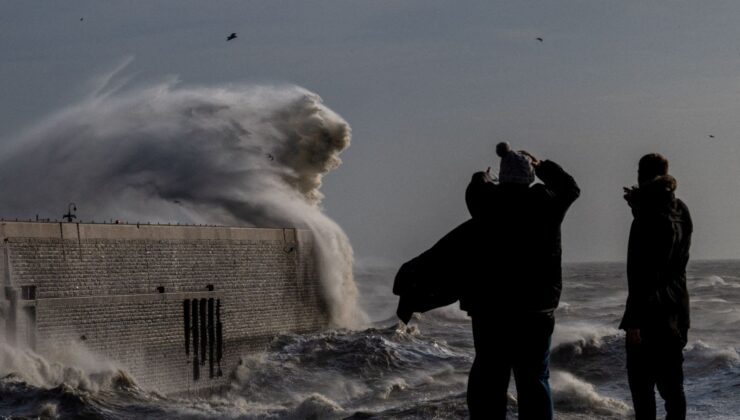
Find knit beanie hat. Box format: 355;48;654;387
496;142;535;185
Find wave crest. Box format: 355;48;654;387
684;341;740;375
0;342;129;392
694;275;740;289
551;371;630;416
0;74;365;328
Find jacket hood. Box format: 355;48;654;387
639;174;677;194
631;174;678;214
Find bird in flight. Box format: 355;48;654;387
709;135;715;139
536;37;544;42
227;33;237;41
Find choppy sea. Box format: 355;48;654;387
2;261;739;419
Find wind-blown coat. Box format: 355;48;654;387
393;160;579;322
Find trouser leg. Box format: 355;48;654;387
468;316;511;420
468;353;511;419
513;313;554;420
626;341;657;420
656;346;686;420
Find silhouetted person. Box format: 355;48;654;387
620;153;692;420
462;142;580;419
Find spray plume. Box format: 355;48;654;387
0;70;366;328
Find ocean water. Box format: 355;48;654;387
1;261;739;419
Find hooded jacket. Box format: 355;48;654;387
460;160;580;315
619;175;692;345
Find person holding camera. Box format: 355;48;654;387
462;142;580;419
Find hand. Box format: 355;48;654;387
519;150;540;167
623;186;634;202
627;328;641;345
483;166;494;183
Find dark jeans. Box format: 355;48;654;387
626;334;686;420
468;312;555;420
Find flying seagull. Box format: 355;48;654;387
536;37;543;42
227;33;237;41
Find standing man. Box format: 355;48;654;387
461;142;580;419
620;153;692;420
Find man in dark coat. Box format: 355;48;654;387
620;153;692;420
463;142;580;420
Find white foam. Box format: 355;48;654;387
556;301;572;314
695;275;740;289
0;340;126;392
551;370;630;415
428;303;470;321
38;402;58;419
552;322;621;350
377;377;410;400
290;394;345;420
685;340;740;366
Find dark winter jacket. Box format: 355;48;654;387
393;219;479;323
393;160;578;323
619;175;692;346
460;160;580;315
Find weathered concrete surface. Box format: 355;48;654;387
0;221;327;394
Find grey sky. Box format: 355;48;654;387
2;1;740;263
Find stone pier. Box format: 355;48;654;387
0;221;328;394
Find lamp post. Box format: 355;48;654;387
63;203;77;222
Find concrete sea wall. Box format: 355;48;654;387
0;221;328;394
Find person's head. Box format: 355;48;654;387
638;153;669;186
496;142;534;185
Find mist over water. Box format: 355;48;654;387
0;70;365;328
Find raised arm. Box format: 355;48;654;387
534;159;581;220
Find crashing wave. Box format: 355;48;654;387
694;275;740;289
0;342;131;392
552;323;621;355
0;68;366;328
551;371;631;417
684;341;740;375
550;324;625;382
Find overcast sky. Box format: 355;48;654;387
2;1;740;264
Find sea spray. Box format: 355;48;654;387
0;75;366;328
0;341;125;391
550;371;630;416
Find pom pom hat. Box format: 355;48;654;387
496;142;535;185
